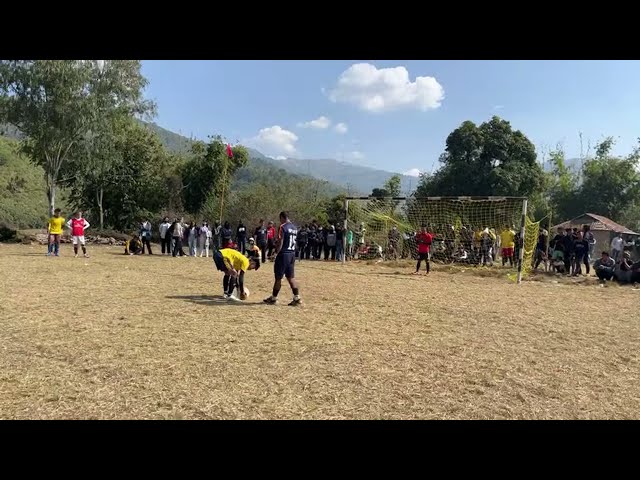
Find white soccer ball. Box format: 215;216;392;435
241;288;250;300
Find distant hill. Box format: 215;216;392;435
543;157;582;172
267;157;418;196
144;123;413;196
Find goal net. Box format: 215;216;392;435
344;196;540;281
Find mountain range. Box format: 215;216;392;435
145;123;419;196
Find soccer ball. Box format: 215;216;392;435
241;288;250;300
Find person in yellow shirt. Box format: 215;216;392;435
47;208;66;256
213;247;260;301
499;226;516;267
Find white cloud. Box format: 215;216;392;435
347;151;364;160
493;105;504;110
403;168;422;177
328;63;444;113
267;155;287;160
298;116;331;129
334;122;348;134
249;126;298;156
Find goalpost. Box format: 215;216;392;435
343;196;538;284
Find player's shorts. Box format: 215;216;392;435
72;235;86;245
418;252;430;261
213;250;229;273
274;253;295;280
501;247;514;257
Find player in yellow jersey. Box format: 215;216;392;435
47;208;66;256
499;226;516;267
213;247;260;301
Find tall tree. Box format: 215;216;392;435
181;136;249;216
415;116;544;198
0;60;153;216
575;137;640;221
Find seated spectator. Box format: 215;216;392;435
594;251;615;282
615;251;634;284
453;245;469;263
124;234;143;255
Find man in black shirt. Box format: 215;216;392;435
572;231;589;276
236;221;248;254
562;228;574;275
254;219;268;263
296;224;308;260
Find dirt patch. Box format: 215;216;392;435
1;243;638;419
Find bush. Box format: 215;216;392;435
0;222;18;242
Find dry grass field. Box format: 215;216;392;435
1;242;639;419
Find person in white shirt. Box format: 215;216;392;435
610;233;624;262
159;217;172;255
199;222;211;257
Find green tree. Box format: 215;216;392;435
0;60;153;216
415;116;544;198
575;137;640;221
182;137;249;217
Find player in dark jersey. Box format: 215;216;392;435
264;211;302;306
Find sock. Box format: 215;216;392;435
82;246;87;254
426;261;430;273
223;275;230;294
48;243;53;254
292;288;299;299
416;260;421;272
227;279;236;296
74;246;78;255
272;286;281;298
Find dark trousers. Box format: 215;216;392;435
141;237;153;254
237;238;246;255
564;255;572;274
314;243;323;259
161;236;171;255
172;237;185;257
324;245;335;260
304;243;312;259
296;242;307;259
258;243;267;263
596;269;614;281
573;253;584;275
267;239;276;259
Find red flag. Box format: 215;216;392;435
226;144;233;158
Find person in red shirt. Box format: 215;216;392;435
66;211;90;258
414;225;433;275
266;221;277;260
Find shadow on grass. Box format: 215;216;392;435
166;295;265;307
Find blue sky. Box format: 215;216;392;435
141;60;640;176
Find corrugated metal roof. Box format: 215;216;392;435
552;213;639;235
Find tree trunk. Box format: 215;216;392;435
98;187;104;230
47;175;56;217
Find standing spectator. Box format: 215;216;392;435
325;225;337;260
140;220;153;255
479;228;495;266
199;222;211;258
414;226;433;275
221;221;233;248
296;224;309;260
388;226;400;260
572;231;589;276
315;226;325;260
582;225;596;265
610;233;624;262
236;221;248;255
594;251;615;282
212;221;221;251
347;227;354;260
188;222;198;256
562;228;574;275
254;219;268;263
335;224;344;261
159;217;172;255
307;223;317;260
534;229;548;271
266;221;277;260
172;218;185;257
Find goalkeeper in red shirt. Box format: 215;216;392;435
414;226;433;275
